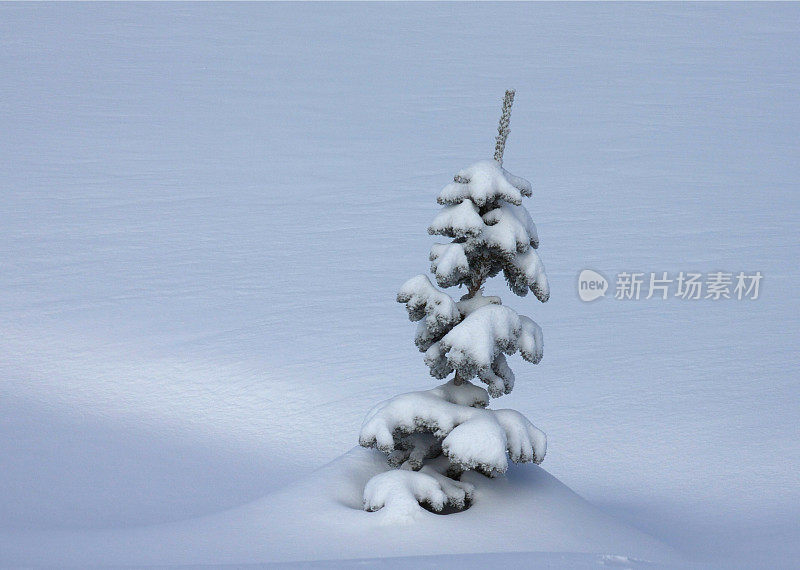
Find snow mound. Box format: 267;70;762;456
0;447;676;566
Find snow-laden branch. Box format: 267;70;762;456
426;160;547;298
429;199;541;265
476;353;516;398
481;203;537;258
482;202;539;253
438;160;531;208
440;305;520;377
359;380;546;475
429;242;471;289
397;275;461;351
363;460;475;521
518;315;544;364
387;432;441;470
503;248;550;302
428;200;483;239
429;303;542;395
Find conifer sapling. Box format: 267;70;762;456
360;90;549;516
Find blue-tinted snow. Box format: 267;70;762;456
0;3;798;567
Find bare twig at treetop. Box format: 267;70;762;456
493;89;515;165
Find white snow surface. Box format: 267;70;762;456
0;447;675;567
1;3;799;568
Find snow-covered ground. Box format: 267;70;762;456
1;3;798;568
1;446;676;566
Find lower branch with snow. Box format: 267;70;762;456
359;380;546;516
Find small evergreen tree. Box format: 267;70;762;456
360;91;549;516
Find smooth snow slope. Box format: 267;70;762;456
0;447;675;567
1;3;798;568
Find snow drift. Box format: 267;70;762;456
0;447;675;567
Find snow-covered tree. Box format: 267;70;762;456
360;90;549;516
